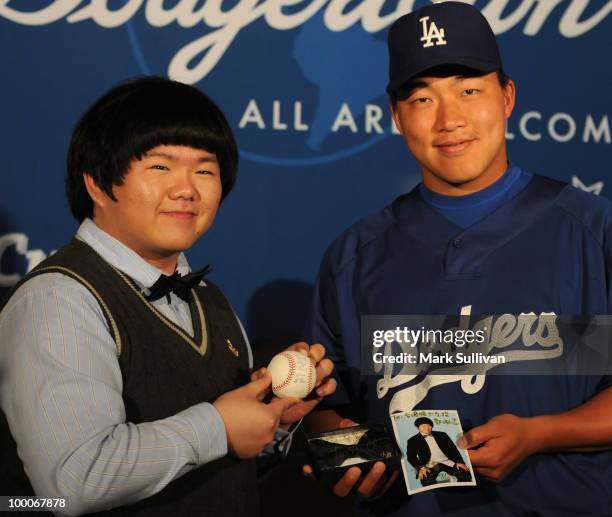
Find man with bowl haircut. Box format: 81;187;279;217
306;2;612;515
0;77;335;515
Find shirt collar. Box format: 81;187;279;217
76;218;191;291
418;163;523;210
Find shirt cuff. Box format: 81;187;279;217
175;402;228;464
261;419;301;459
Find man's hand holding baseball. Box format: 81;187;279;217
251;342;337;427
213;374;298;459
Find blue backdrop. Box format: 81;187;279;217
1;0;610;341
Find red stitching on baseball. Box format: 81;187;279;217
307;359;314;394
273;352;296;392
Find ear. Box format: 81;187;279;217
83;174;111;212
502;79;516;119
390;102;405;135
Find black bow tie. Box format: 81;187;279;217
145;265;212;303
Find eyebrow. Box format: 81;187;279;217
144;151;218;163
411;75;474;89
408;79;430;91
403;75;477;98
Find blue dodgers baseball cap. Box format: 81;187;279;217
387;1;502;94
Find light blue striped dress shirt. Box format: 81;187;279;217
0;219;281;515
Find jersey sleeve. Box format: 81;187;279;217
598;220;612;391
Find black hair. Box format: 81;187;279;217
389;66;510;105
414;417;434;428
66;76;238;222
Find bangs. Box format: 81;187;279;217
110;84;234;168
123;98;232;161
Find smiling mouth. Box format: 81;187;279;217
435;139;475;154
162;211;197;220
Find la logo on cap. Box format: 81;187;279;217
419;16;447;47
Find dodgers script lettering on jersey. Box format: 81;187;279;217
1;0;609;83
375;305;563;414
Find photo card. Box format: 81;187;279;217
390;409;477;495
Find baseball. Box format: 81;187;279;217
267;351;316;399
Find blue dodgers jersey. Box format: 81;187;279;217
307;173;612;516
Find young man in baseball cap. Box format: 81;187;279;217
305;2;612;515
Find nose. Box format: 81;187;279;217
169;171;197;201
435;98;466;132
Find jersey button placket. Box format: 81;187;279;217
445;236;472;276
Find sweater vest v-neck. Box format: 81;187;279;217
0;238;258;516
